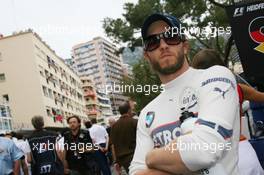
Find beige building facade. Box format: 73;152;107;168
0;31;87;129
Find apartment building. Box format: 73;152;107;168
72;37;128;114
0;30;87;129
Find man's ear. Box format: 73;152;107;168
144;51;150;61
183;41;189;55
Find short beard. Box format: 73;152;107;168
150;53;185;75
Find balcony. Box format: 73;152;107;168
47;57;58;70
99;103;111;108
86;108;99;116
82;81;93;88
88;109;98;115
85;100;98;106
84;91;95;98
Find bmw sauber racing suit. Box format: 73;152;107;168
129;66;240;175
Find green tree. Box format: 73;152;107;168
122;59;162;111
106;0;235;110
103;0;234;56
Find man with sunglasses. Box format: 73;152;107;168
129;13;240;175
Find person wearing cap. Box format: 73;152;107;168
129;13;240;175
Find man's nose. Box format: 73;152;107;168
159;38;169;50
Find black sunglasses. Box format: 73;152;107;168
143;32;185;51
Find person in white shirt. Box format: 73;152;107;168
89;118;111;175
129;13;240;175
56;132;65;152
13;133;31;175
239;139;264;175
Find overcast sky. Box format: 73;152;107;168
0;0;138;58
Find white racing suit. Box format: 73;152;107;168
129;66;240;175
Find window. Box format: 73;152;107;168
0;118;11;130
8;120;12;130
0;106;7;117
45;70;50;84
53;80;56;88
2;94;9;102
0;73;5;82
3;119;9;130
39;70;44;77
48;89;53;99
39;66;44;77
42;86;48;97
46;108;52;117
